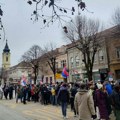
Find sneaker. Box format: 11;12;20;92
65;116;68;119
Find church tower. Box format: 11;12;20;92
2;40;11;70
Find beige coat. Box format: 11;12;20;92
74;90;95;120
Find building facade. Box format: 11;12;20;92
104;26;120;80
38;45;68;83
1;61;32;85
67;40;109;82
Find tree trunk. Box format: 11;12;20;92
64;78;67;83
54;74;56;83
34;73;37;84
87;70;93;81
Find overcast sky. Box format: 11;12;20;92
0;0;120;67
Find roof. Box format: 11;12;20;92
3;40;10;53
100;25;120;38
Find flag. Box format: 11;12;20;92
61;66;69;78
21;75;27;86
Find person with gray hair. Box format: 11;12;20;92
74;83;96;120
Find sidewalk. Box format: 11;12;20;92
0;96;116;120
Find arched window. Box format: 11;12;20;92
99;50;104;62
6;56;8;62
61;60;66;68
75;55;79;66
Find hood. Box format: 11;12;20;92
78;89;88;95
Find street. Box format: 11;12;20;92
0;98;116;120
0;98;77;120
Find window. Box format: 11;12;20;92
94;53;98;63
70;57;74;68
6;57;8;61
75;55;79;66
56;62;58;69
50;77;52;83
116;47;120;58
99;50;104;62
46;77;48;83
61;60;66;68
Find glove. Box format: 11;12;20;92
92;114;97;119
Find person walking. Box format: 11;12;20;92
111;82;120;120
16;85;22;103
3;84;9;100
8;84;14;100
22;85;27;104
74;83;96;120
70;83;78;117
95;83;111;120
57;83;69;119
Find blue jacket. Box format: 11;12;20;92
105;84;112;95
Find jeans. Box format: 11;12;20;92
61;102;67;117
16;95;22;103
51;95;55;105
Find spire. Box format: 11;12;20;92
3;40;10;53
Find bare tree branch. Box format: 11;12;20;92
111;7;120;35
26;0;90;28
43;42;57;83
21;45;44;84
64;15;103;81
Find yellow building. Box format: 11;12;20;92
2;40;11;70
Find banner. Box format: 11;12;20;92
21;75;27;86
61;66;69;78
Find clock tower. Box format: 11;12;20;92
2;40;11;70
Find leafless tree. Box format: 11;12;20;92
43;43;58;83
64;15;103;81
21;45;44;84
0;5;5;41
112;7;120;27
26;0;89;28
111;7;120;35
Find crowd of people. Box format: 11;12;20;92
0;79;120;120
0;83;14;100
